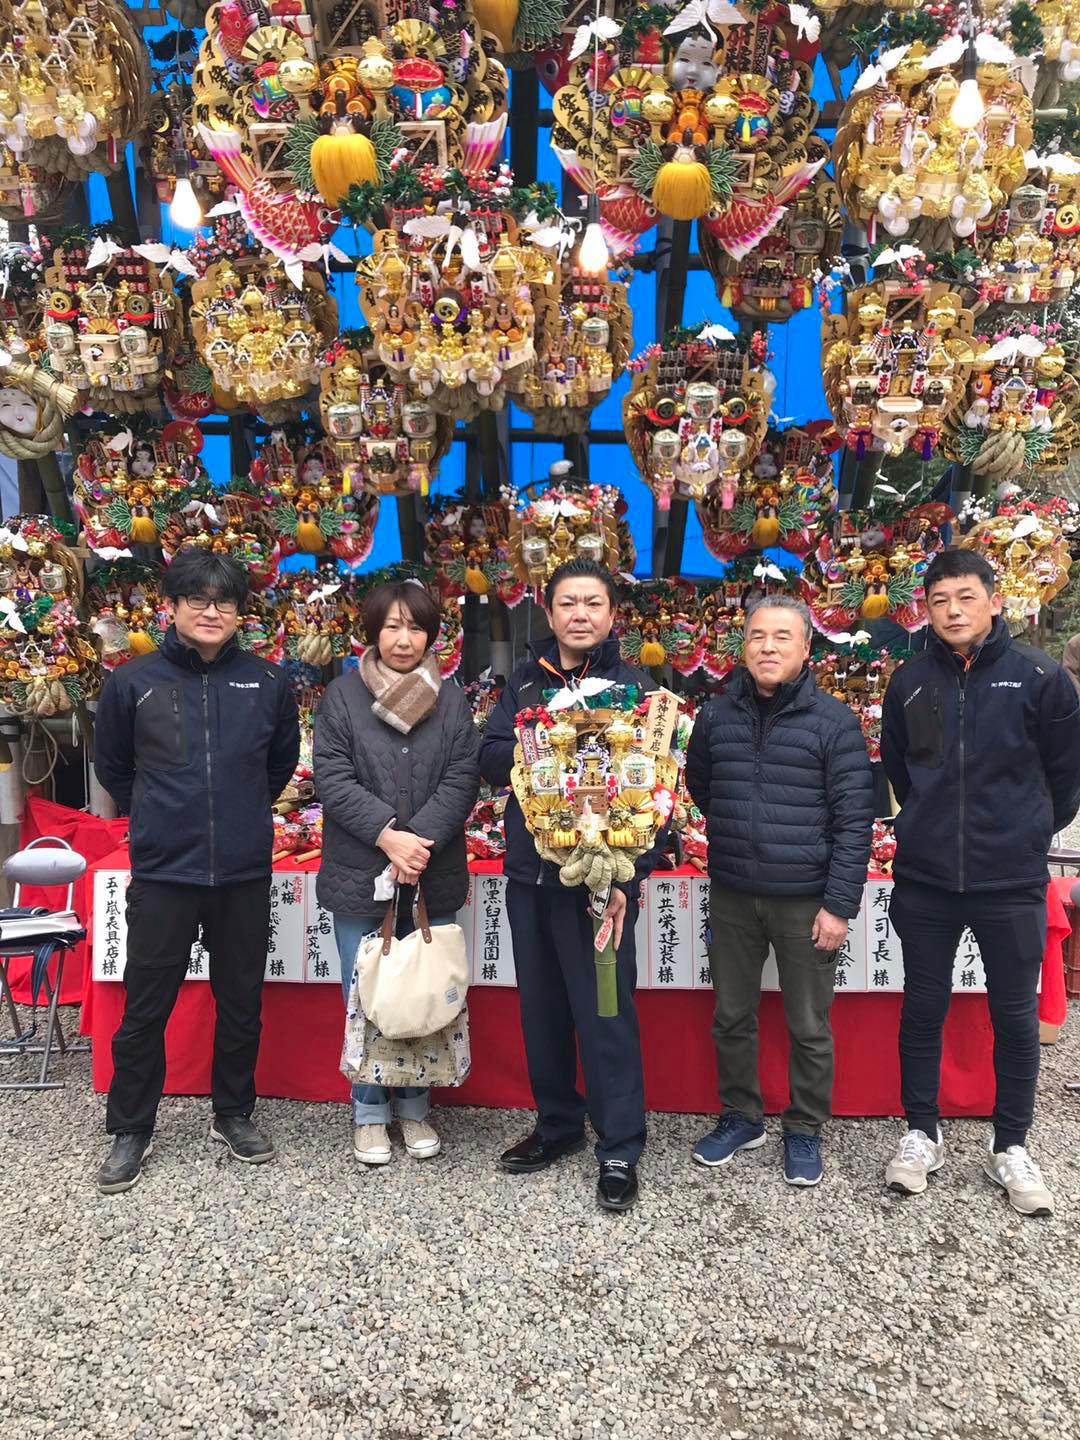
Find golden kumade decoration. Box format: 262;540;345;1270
42;240;178;414
73;422;210;555
834;40;1033;245
355;223;536;422
188;257;338;412
0;0;150;181
958;509;1073;622
976;156;1080;306
623;325;774;509
821;277;980;459
551;10;824;244
318;343;453;498
942;326;1080;485
508;470;631;592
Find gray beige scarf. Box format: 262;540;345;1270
359;647;441;734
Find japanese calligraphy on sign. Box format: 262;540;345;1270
90;871;990;992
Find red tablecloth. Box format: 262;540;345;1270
18;803;1075;1117
6;797;127;1004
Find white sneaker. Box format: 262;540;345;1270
401;1118;441;1159
353;1124;392;1166
984;1144;1054;1217
885;1128;945;1194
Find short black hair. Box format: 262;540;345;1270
162;547;249;608
923;548;998;600
544;558;619;610
362;579;441;649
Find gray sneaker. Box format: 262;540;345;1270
885;1128;944;1195
984;1143;1054;1217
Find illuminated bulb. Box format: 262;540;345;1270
950;77;985;129
170;176;203;230
578;221;609;275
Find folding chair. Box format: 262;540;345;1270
0;836;88;1091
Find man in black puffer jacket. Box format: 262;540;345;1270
881;548;1080;1217
686;595;873;1187
480;558;661;1214
93;550;300;1194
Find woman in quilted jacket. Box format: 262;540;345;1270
314;580;480;1165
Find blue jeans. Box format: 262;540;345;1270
334;911;455;1127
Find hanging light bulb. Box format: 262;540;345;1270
950;40;985;129
578;195;609;274
170;154;203;230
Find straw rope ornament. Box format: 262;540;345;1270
0;361;78;461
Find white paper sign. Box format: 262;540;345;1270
471;872;516;985
265;872;306;982
90;870;991;993
303;894;342;985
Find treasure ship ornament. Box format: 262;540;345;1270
425;494;526;609
821;278;980;459
188;257;338;414
41;239;178;414
624;324;774;509
833;36;1033;246
319;341;453;498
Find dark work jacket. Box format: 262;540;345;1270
313;670;480;917
478;634;664;891
685;664;874;918
94;626;300;885
881;617;1080;892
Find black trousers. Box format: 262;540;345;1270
505;881;646;1164
106;876;272;1136
890;879;1047;1151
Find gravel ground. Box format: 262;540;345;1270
2;1011;1080;1440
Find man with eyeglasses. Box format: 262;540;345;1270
93;548;300;1193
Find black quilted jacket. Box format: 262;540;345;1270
685;664;874;918
313;670;480;918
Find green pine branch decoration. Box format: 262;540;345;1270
152;503;170;535
514;0;564;46
272;502;299;537
284;115;321;194
1008;1;1044;56
887;572;916;608
319;510;344;540
954;425;988;464
370;119;401;183
777;496;804;535
840;577;867;612
705;145;739;204
627;140;665;198
731;498;758;534
61;677;84;707
104;497;132;533
1024;430;1053;465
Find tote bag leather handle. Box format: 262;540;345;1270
381;886;433;952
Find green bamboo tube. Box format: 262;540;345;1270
595;918;618;1018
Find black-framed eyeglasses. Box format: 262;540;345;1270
183;595;239;615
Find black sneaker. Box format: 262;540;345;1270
97;1133;154;1194
210;1114;276;1164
